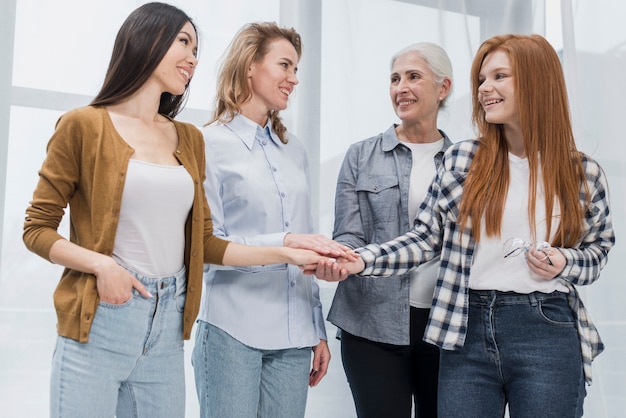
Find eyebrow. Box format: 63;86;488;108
180;30;196;43
482;66;510;73
391;69;426;76
180;30;198;54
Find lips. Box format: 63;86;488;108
483;98;502;106
177;67;192;83
396;97;417;108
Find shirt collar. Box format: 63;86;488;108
382;124;453;153
226;114;282;150
381;125;402;152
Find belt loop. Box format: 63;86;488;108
175;268;186;293
528;292;538;306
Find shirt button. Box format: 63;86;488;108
290;281;295;287
285;222;290;227
272;167;278;172
280;192;286;197
176;149;181;154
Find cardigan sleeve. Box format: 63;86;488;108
23;110;84;261
175;121;230;265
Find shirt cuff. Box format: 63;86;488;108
356;244;379;275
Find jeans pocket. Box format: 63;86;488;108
98;289;137;309
537;297;575;326
175;290;187;313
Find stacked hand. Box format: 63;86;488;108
309;256;364;281
284;233;359;273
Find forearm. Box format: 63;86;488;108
221;242;295;267
48;238;115;276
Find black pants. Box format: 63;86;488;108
341;307;440;418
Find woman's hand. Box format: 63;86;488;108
94;257;152;304
47;239;152;304
309;256;365;281
525;247;566;280
309;339;330;387
284;233;358;261
286;248;335;269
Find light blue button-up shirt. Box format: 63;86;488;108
197;114;327;349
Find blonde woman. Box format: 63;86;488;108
192;22;345;418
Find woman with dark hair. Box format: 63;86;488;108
23;4;337;417
317;34;614;418
191;22;337;418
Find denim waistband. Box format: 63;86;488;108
120;264;186;294
469;289;568;306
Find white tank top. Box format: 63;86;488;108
112;159;194;277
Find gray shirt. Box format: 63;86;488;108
327;124;452;345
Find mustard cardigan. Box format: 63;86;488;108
23;106;229;342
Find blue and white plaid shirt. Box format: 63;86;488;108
358;139;615;384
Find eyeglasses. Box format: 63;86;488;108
503;237;553;266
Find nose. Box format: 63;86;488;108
478;78;492;93
288;70;298;86
395;77;409;93
189;56;198;68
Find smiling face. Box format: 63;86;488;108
151;21;198;96
389;51;445;126
243;38;299;124
478;50;519;129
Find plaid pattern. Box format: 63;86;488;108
358;139;615;384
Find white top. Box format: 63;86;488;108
404;139;444;308
112;159;194;277
469;153;568;293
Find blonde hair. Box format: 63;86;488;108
459;34;587;246
207;22;302;143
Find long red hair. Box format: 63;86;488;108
459;34;588;246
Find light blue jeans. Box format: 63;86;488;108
439;290;586;418
50;266;187;418
192;320;311;418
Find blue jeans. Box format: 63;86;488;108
192;321;311;418
50;267;187;418
438;290;586;418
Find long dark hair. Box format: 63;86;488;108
90;2;196;118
